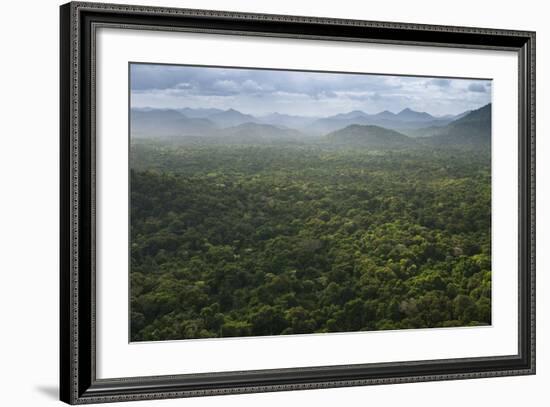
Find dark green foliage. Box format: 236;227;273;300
130;141;491;341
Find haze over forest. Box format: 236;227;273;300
131;103;492;149
131;62;491;149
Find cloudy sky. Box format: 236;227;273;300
130;63;491;117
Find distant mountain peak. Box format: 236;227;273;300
207;108;257;127
420;103;491;148
326;124;417;149
373;110;397;118
330;110;369;120
396;108;434;121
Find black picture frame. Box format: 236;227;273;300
60;1;536;404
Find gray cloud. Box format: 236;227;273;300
428;78;452;88
468;83;488;93
130;64;491;116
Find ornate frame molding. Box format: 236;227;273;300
60;2;535;404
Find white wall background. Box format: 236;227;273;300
0;0;546;405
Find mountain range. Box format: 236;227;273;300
131;104;491;149
306;107;466;135
420;103;491;148
326;125;418;149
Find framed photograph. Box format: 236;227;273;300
60;1;535;404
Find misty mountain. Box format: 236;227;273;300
206;108;258;127
307;108;462;135
130;106;488;149
177;107;224;118
330;110;370;120
257;112;318;130
167;122;307;145
307;115;372;135
395;108;434;122
402;109;475;137
419;104;491;148
220;122;304;143
326;125;417;149
131;109;218;138
437;110;472;121
374;110;398;121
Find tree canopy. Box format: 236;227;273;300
130;141;491;341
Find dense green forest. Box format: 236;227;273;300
130;140;491;341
